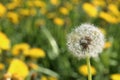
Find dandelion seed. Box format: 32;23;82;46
67;23;104;59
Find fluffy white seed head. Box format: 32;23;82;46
67;23;105;59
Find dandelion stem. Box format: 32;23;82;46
86;53;92;80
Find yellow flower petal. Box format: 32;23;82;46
83;3;98;17
33;0;46;8
110;73;120;80
104;42;112;49
26;1;34;7
108;4;119;16
99;12;119;23
7;59;29;78
7;12;19;24
0;63;5;70
92;0;106;7
6;3;18;10
59;7;69;15
6;0;21;10
0;32;10;50
50;0;60;6
0;3;6;17
78;65;96;76
19;9;30;16
28;48;45;58
53;17;64;26
12;43;30;56
40;75;48;80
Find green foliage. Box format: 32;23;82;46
0;0;120;80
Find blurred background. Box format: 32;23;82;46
0;0;120;80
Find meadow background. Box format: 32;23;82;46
0;0;120;80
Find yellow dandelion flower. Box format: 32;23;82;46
48;76;58;80
12;0;22;4
12;43;30;56
99;12;119;23
28;48;45;58
0;3;6;17
92;0;106;7
26;1;34;7
82;3;98;17
6;0;21;10
53;17;64;26
19;9;30;16
6;3;18;10
104;42;112;49
59;7;69;15
7;59;29;78
108;4;119;16
0;63;5;70
33;0;46;8
50;0;60;6
40;75;48;80
110;73;120;80
78;65;96;76
0;32;10;50
7;12;19;24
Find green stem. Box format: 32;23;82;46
86;54;92;80
41;26;59;59
36;66;59;78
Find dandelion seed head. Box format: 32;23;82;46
67;23;105;58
